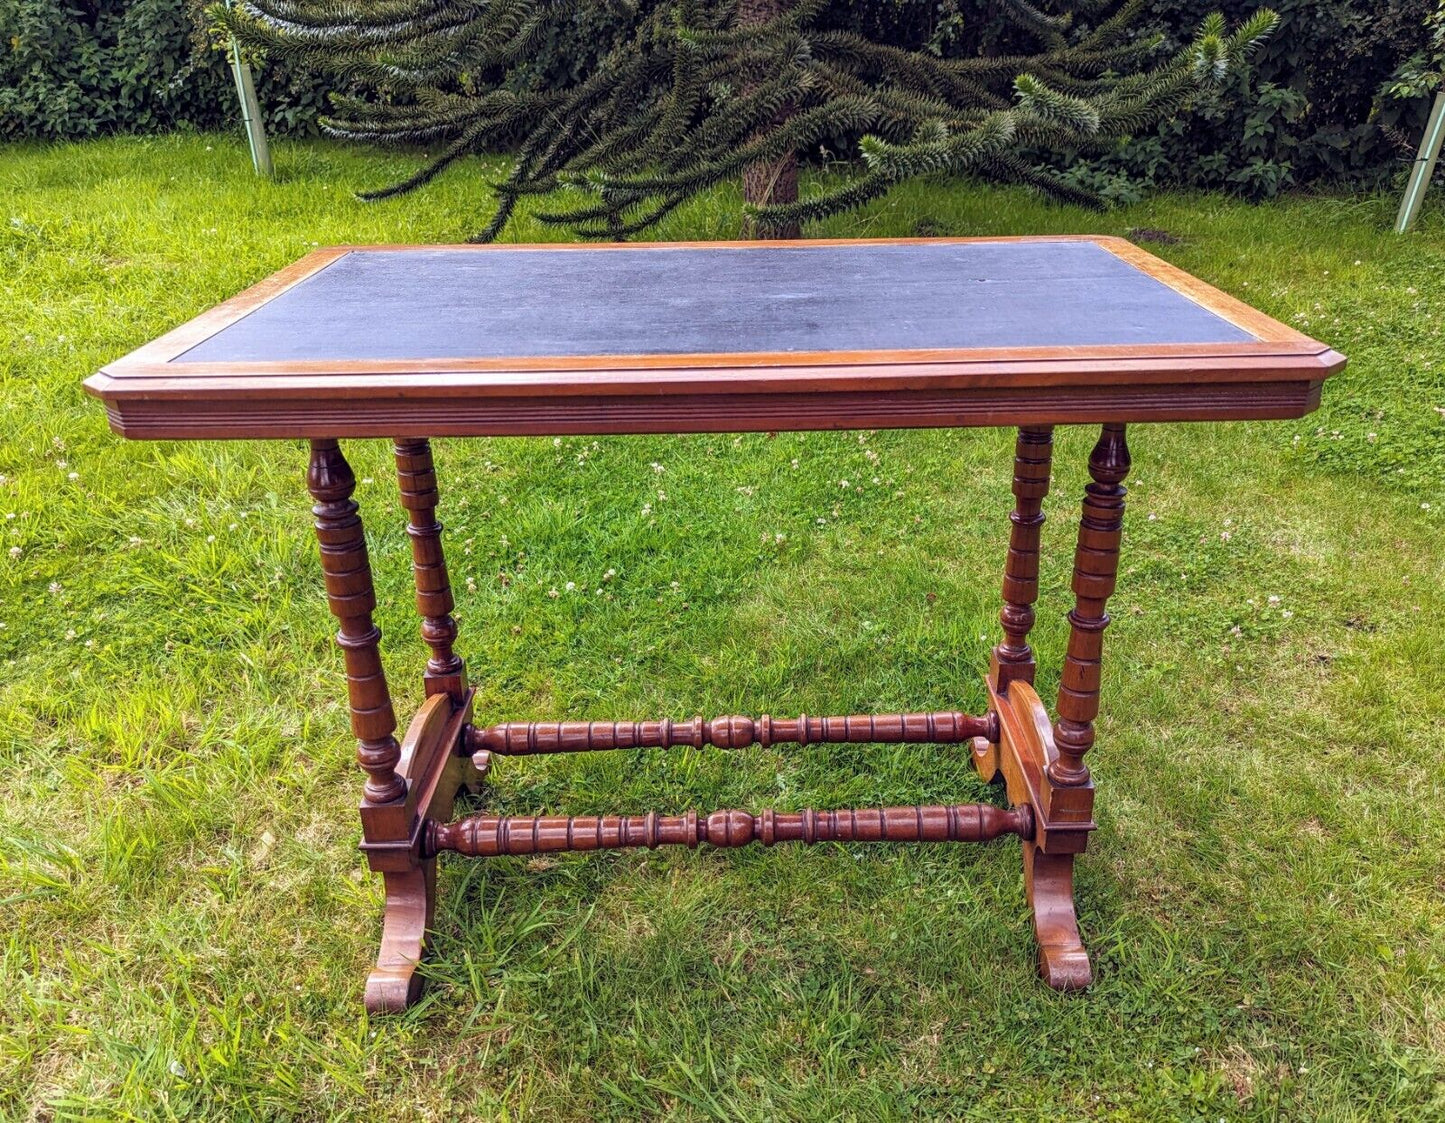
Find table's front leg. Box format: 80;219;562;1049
1051;421;1130;789
307;439;405;806
308;438;468;1013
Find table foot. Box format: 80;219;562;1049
361;690;478;1014
365;866;433;1013
1024;843;1092;989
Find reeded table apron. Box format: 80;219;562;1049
85;236;1345;1013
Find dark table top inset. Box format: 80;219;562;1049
176;240;1255;364
84;236;1344;439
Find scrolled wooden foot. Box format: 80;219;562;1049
365;865;434;1014
1023;842;1091;990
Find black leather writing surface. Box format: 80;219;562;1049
176;240;1255;364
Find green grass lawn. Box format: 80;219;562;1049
1;133;1443;1121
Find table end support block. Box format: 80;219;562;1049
987;673;1095;991
361;690;479;1014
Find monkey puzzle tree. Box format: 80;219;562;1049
215;0;1278;241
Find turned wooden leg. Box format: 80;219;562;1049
308;439;404;806
394;438;467;701
978;426;1053;783
992;425;1054;691
309;439;434;1013
1050;423;1130;789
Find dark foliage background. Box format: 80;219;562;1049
1;0;1437;195
0;0;324;139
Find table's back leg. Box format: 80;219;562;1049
393;438;467;702
393;437;488;791
993;425;1054;691
976;425;1053;784
1050;422;1130;788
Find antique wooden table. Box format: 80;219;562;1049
86;236;1344;1013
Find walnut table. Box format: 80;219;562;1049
85;236;1345;1013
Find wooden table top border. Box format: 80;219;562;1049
87;235;1323;388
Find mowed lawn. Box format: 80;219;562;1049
1;134;1442;1121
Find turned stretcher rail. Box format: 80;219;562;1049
465;710;999;759
427;803;1032;857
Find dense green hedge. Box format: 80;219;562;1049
1;0;1438;194
1077;0;1443;198
0;0;325;140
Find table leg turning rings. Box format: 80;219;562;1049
305;425;1129;1013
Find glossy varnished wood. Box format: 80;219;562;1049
992;426;1053;691
1051;424;1131;788
307;440;404;808
465;710;997;757
366;690;487;1012
84;237;1346;1012
429;803;1033;857
83;236;1344;439
393;438;465;700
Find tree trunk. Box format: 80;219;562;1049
738;0;799;239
